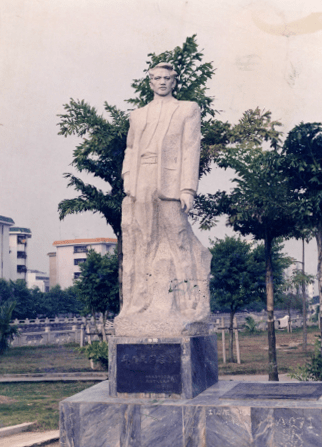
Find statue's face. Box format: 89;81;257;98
150;68;176;97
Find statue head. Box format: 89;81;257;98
149;63;177;97
149;63;177;79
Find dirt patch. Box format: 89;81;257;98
0;395;17;404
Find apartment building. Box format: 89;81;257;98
48;237;117;289
9;227;32;281
26;269;50;292
0;215;15;280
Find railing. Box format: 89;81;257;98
9;316;115;347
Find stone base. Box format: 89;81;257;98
113;312;210;337
60;380;322;447
108;335;218;399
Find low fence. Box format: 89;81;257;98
10;311;316;348
10;316;115;348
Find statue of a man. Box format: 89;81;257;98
114;63;212;336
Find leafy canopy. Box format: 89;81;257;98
282;121;322;229
210;236;292;313
74;249;119;317
194;108;301;242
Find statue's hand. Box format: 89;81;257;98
123;172;130;195
180;192;194;214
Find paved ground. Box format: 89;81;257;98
0;430;59;447
0;372;107;383
219;373;299;382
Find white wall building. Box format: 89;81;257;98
27;269;50;292
48;237;117;289
9;227;32;281
0;215;15;280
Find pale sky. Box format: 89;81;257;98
1;0;322;291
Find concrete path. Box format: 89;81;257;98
0;430;59;447
0;372;107;382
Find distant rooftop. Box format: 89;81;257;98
53;237;117;246
0;215;15;225
10;227;32;234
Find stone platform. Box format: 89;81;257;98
60;380;322;447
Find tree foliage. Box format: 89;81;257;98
74;249;119;318
281;122;322;353
0;301;18;355
0;279;81;320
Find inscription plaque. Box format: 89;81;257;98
221;383;322;401
117;343;181;394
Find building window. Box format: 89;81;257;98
74;272;81;279
17;236;27;245
74;245;88;254
74;258;86;266
17;265;27;273
17;251;27;259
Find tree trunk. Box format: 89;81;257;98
302;238;307;352
287;303;292;333
229;310;235;363
101;311;107;342
265;232;279;381
117;232;123;311
315;224;322;356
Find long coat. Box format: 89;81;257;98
122;98;201;200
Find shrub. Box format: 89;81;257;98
289;336;322;381
0;301;19;355
243;316;260;334
79;341;108;370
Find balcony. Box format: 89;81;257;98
74;258;86;266
73;245;88;254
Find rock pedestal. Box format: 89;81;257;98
108;335;218;399
60;380;322;447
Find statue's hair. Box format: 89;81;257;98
149;63;177;79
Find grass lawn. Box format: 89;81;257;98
218;326;320;376
0;343;99;431
0;381;98;431
0;343;93;374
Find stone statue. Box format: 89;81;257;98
114;63;212;336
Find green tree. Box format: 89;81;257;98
9;280;36;320
0;301;18;355
74;249;119;340
282;122;322;353
0;279;14;304
40;285;82;318
195;108;301;380
210;236;259;362
57;35;227;308
285;267;314;347
210;236;292;362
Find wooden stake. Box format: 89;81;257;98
234;316;241;364
221;317;226;364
